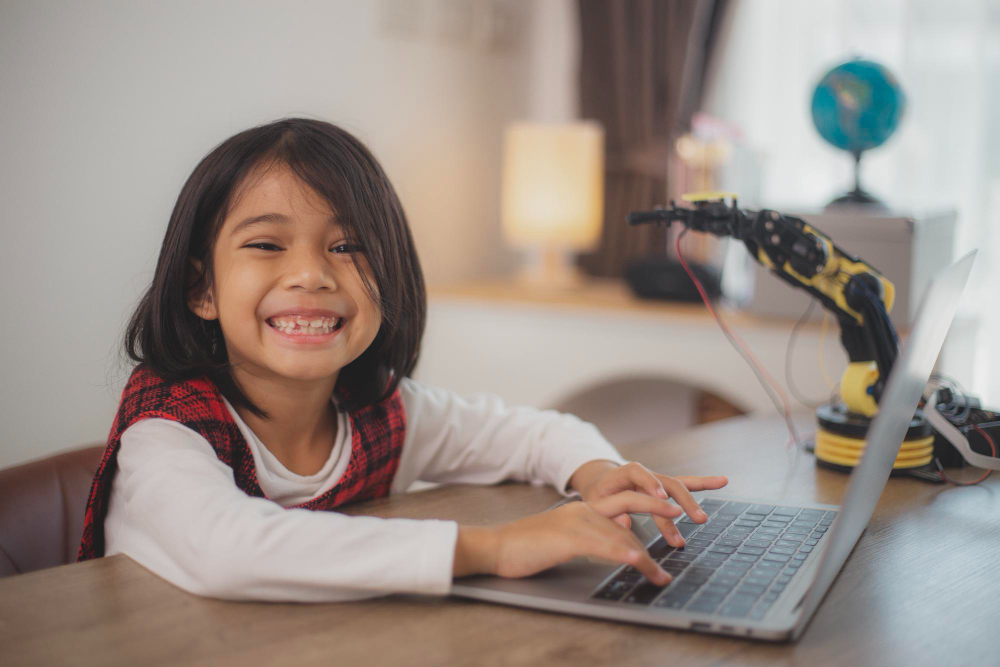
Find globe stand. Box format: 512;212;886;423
826;150;887;210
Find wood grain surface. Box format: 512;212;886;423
1;413;997;666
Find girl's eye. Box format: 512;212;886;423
330;243;363;254
244;242;282;251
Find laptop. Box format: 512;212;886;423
451;250;977;642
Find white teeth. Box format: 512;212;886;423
269;316;340;335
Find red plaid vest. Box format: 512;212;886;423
78;365;406;561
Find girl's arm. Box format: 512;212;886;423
392;378;627;496
105;418;458;602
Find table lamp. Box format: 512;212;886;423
501;121;604;288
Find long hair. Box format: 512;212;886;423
124;118;426;416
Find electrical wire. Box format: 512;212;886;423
817;311;836;390
674;228;802;448
936;424;996;486
785;298;828;409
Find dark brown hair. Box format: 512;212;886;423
125;118;426;416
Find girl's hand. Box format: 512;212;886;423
453;491;685;585
573;460;729;547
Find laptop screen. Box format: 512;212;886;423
793;250;977;637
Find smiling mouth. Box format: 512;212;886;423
266;316;345;335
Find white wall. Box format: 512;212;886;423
0;0;576;467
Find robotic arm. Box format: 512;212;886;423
628;193;898;416
628;193;999;477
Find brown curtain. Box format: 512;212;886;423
577;0;729;278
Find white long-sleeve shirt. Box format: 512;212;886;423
104;377;627;603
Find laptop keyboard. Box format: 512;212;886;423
590;499;838;620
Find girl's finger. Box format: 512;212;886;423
613;513;632;529
651;513;686;547
591;521;671;585
673;475;729;492
588;490;683;520
656;475;708;522
619;462;672;501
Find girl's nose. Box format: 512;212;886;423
283;248;337;292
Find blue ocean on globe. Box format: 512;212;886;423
810;60;906;155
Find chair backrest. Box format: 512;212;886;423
0;444;104;577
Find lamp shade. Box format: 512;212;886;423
501;122;604;250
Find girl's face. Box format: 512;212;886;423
190;164;382;388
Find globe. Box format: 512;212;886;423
810;59;906;206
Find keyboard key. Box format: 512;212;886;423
748;606;769;620
647;538;674;559
696;527;724;537
776;575;792;584
715;538;743;548
687;598;723;613
745;540;773;549
593;580;635;600
768;547;796;556
763;554;790;563
721;502;750;514
791;520;818;528
654;596;689;609
743;575;774;587
799;546;814;553
719;603;753;617
793;553;808;560
708;545;737;554
765;514;791;523
731;554;759;563
755;560;784;572
748;504;776;515
700;552;730;562
771;507;800;516
737;546;765;556
814;526;829;533
786;561;803;569
771;583;787;592
727;525;754;534
662;561;689;573
799;510;825;518
783;529;810;537
783;567;799;576
824;511;839;519
712;573;743;586
703;583;734;596
678;523;700;537
762;521;789;529
743;513;768;522
671;582;704;594
693;558;722;569
810;531;826;540
756;527;782;535
736;583;767;595
666;552;698;562
764;591;781;601
819;519;833;526
805;538;819;546
687;538;714;548
720;560;753;571
735;520;761;528
624;581;667;605
679;546;705;554
687;566;716;578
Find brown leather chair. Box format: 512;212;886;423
0;444;104;577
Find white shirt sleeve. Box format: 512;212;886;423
104;417;458;603
392;378;628;496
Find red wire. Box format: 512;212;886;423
674;230;797;442
938;424;996;486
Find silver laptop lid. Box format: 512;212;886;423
792;250;977;639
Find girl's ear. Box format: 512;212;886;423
187;259;218;321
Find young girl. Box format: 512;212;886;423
78;117;728;602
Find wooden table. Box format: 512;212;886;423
2;413;998;666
